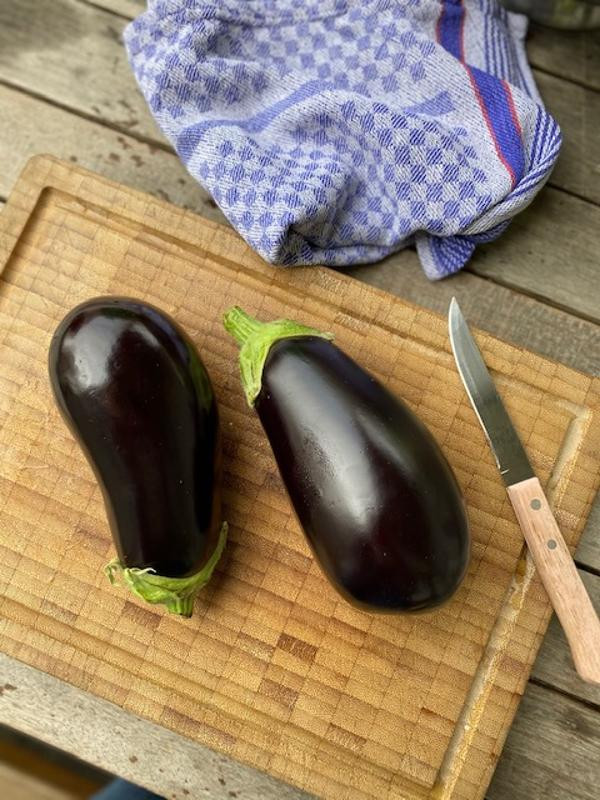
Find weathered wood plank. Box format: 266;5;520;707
527;24;600;92
576;500;600;574
0;84;223;222
82;0;144;18
0;653;311;800
536;70;600;205
487;683;600;800
0;0;153;138
470;185;600;323
350;251;600;377
1;0;598;208
531;570;600;706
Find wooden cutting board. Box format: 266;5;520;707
1;156;599;800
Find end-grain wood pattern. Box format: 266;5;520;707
1;157;599;800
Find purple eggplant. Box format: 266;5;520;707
49;297;227;616
224;307;469;612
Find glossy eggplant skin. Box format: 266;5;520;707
49;297;222;578
255;336;469;612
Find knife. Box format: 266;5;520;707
448;298;600;685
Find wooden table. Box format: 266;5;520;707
0;2;598;798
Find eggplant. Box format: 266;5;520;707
224;307;469;612
49;297;227;616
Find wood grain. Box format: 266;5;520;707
488;683;600;800
527;24;600;92
532;569;600;705
471;186;600;322
1;155;600;800
576;501;600;576
0;84;220;220
0;0;151;138
0;652;309;800
507;477;600;685
1;650;597;800
535;70;600;205
349;256;600;381
1;5;600;798
83;0;145;18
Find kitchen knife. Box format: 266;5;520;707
448;297;600;685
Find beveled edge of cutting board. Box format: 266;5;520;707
1;154;599;800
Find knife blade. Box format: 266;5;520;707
448;297;600;686
448;298;533;486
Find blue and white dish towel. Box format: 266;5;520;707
125;0;561;279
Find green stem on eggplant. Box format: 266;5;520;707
105;522;228;617
223;306;333;406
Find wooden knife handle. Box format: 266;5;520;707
507;476;600;686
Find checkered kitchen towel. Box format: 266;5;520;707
124;0;561;279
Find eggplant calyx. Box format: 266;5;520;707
104;522;228;617
223;306;333;406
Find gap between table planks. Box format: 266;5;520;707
0;0;600;321
1;155;600;800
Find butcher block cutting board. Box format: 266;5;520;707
1;156;599;800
